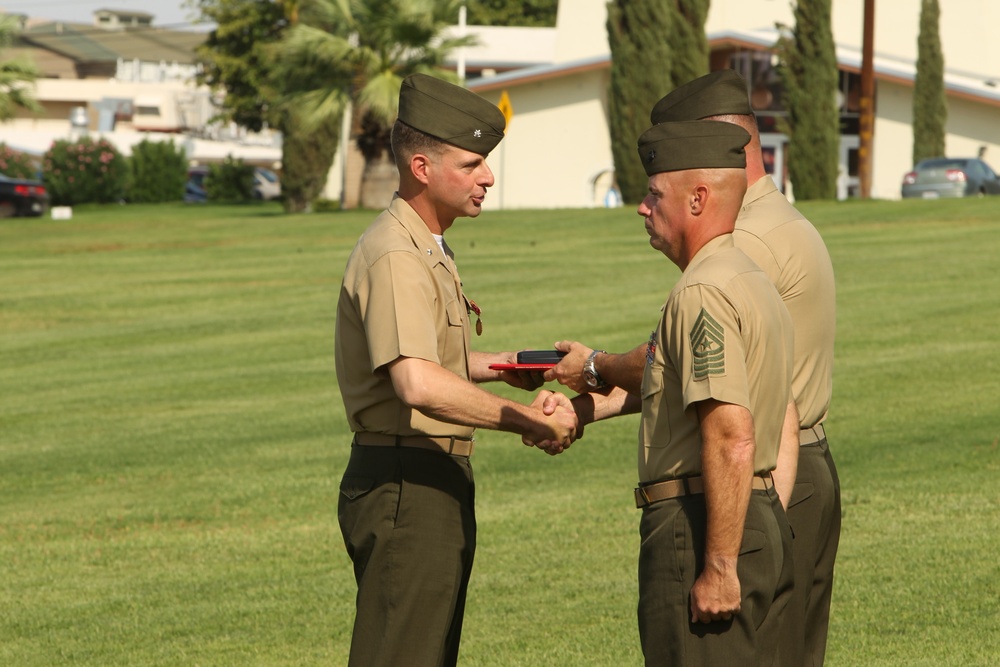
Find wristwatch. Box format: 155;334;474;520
583;349;608;389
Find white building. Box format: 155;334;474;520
0;10;281;168
451;0;1000;208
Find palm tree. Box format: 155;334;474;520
276;0;474;208
0;15;42;121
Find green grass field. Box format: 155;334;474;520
2;198;998;665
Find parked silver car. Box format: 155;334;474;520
901;157;1000;198
253;167;281;201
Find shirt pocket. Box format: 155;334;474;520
445;298;466;328
641;363;664;401
640;366;667;448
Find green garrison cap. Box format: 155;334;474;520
650;69;752;124
637;120;750;176
398;73;506;155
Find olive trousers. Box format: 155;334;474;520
638;487;794;666
782;437;842;667
339;444;476;667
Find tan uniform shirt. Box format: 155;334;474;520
335;195;474;438
638;234;794;483
733;177;836;428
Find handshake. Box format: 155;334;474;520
501;341;613;457
523;389;580;456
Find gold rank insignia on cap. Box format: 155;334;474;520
398;73;506;155
636;120;750;176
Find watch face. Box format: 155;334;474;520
584;372;598;387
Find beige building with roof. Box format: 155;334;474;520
453;0;1000;207
4;1;996;205
0;7;280;165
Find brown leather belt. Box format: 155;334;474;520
799;423;827;446
352;432;475;457
634;474;774;509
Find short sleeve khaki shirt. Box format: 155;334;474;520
638;235;794;483
335;195;474;438
734;177;836;428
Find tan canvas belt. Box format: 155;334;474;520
634;474;774;509
353;432;475;457
799;423;827;446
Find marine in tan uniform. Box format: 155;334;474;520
545;70;841;666
651;70;840;667
555;120;796;665
335;73;577;667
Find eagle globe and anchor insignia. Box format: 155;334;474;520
690;308;725;379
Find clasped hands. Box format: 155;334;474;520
523;389;580;456
497;342;597;456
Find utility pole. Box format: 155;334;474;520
859;0;875;198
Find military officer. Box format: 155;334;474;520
335;73;577;667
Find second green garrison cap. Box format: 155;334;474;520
650;69;752;124
637;120;750;176
398;73;506;155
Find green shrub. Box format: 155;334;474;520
206;155;255;203
312;198;341;212
0;143;39;180
43;137;128;206
128;139;188;203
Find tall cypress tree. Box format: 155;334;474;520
671;0;710;84
912;0;947;165
606;0;709;204
776;0;839;200
466;0;557;26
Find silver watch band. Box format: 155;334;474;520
585;349;607;388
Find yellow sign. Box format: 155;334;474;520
497;90;513;131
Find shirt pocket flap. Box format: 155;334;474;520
445;299;464;327
641;366;664;400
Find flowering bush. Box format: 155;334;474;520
0;143;39;180
42;137;127;205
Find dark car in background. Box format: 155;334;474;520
0;172;49;217
184;166;209;203
901;157;1000;199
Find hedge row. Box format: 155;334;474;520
1;139;261;206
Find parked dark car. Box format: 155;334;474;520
0;172;49;217
184;166;209;203
901;157;1000;199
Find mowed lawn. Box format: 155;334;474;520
1;197;998;666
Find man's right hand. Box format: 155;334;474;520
523;390;577;455
543;340;594;393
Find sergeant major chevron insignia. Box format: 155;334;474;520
690;308;725;380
